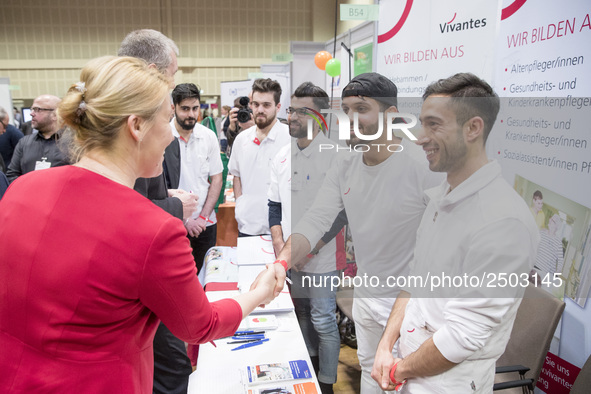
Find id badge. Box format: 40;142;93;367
35;158;51;171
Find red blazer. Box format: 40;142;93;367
0;166;242;393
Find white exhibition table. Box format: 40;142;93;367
188;243;321;393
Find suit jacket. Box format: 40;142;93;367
163;137;180;189
0;166;242;393
133;138;182;220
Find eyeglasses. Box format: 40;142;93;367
30;107;55;114
0;119;6;129
287;107;311;117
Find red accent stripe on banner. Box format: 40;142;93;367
377;0;414;44
261;247;274;255
501;0;527;21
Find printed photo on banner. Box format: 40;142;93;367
514;174;591;306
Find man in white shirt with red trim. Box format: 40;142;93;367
371;73;539;393
257;73;443;394
171;83;223;272
229;78;291;237
268;82;346;394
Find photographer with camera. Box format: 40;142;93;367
223;93;255;153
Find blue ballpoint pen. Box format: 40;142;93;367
231;338;269;351
234;331;265;336
231;335;265;340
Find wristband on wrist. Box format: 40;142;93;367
389;362;407;391
273;259;288;272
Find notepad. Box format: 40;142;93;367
237;236;276;265
251;291;294;314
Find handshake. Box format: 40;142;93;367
249;260;289;307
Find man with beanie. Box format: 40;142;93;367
262;73;443;393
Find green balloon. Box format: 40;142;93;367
325;59;341;77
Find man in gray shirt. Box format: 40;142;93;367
7;95;68;182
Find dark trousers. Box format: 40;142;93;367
189;224;217;273
153;322;192;394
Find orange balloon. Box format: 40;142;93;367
314;51;333;71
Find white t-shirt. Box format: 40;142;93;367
228;121;290;235
294;139;443;298
400;161;539;393
268;133;344;274
172;122;223;225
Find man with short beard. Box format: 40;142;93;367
261;73;444;394
7;95;68;182
171;83;224;273
228;78;290;237
371;73;538;393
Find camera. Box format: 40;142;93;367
236;96;253;123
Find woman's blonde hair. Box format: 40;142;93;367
59;56;170;161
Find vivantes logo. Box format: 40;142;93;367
439;12;487;34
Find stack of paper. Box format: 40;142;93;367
237;236;276;265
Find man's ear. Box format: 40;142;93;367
385;105;399;114
465;116;485;142
127;115;143;142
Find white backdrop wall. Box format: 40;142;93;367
374;0;591;391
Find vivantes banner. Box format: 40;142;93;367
490;1;591;391
376;0;499;101
375;0;590;391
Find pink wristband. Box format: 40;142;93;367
274;260;288;272
389;362;407;391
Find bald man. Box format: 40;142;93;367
6;95;69;182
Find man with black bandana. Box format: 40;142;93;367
261;73;443;393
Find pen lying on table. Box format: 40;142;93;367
234;331;265;336
231;338;269;351
231;335;265;340
227;338;264;344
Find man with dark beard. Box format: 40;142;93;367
257;73;443;393
171;83;224;272
228;78;290;236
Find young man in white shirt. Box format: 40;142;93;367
268;82;346;394
371;73;539;393
228;78;291;236
171;83;224;272
258;73;443;394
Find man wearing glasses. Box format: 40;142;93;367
6;95;68;182
267;82;347;394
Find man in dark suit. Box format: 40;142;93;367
119;29;197;394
